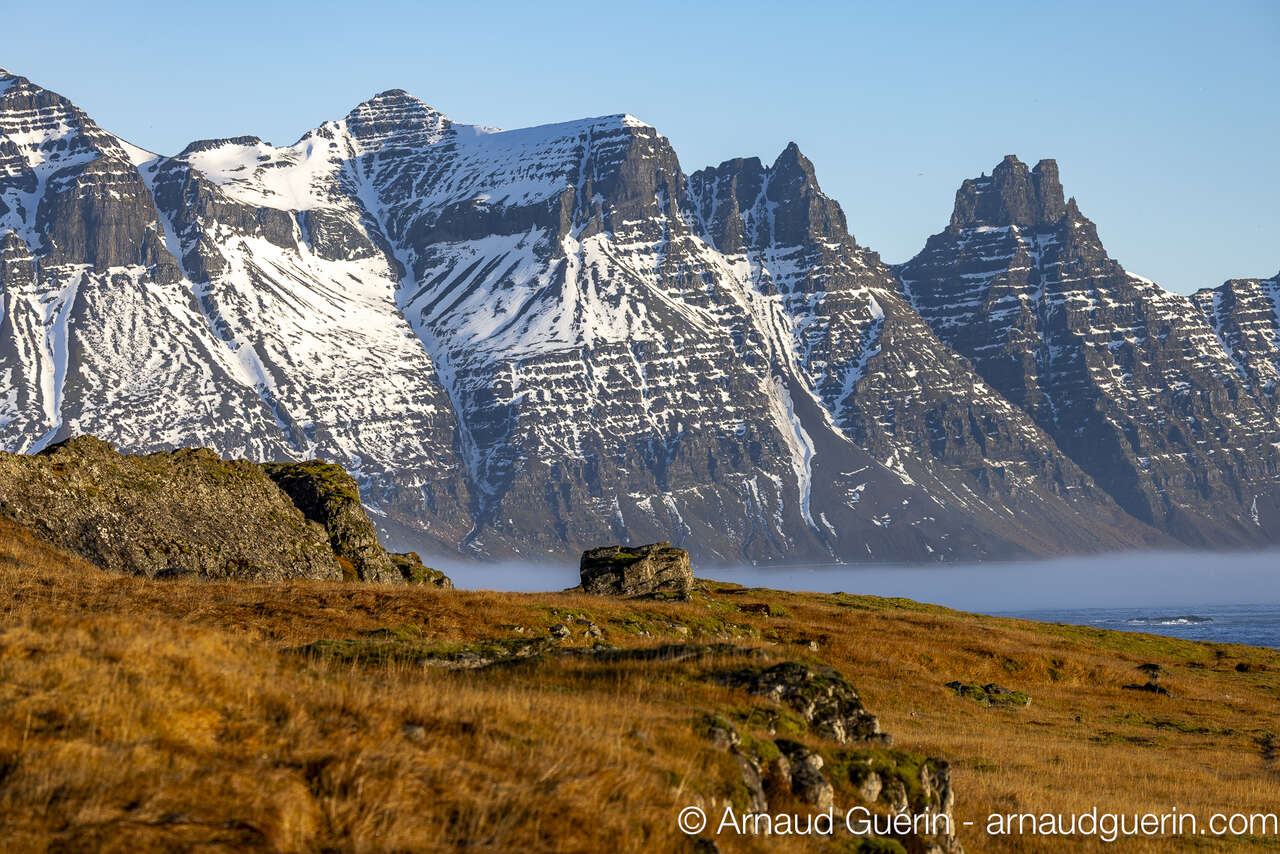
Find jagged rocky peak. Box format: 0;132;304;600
949;154;1068;229
901;154;1280;545
343;88;455;150
687;141;852;253
685;155;765;252
767;142;851;246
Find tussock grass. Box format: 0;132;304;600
2;527;1279;852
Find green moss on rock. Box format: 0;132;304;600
387;551;453;588
0;437;341;581
263;460;397;583
944;681;1031;707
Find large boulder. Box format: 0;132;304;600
387;551;454;589
579;542;692;596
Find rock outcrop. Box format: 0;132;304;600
579;542;693;596
945;681;1031;707
263;461;398;582
703;659;960;853
715;660;889;744
774;738;835;810
388;551;454;588
0;436;446;584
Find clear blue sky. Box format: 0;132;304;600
4;0;1276;292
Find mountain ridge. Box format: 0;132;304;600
1;66;1273;563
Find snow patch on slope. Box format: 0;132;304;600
769;375;817;530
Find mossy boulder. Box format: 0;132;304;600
388;551;453;589
579;541;692;596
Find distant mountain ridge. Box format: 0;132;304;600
1;66;1276;563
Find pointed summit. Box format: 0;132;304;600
949;155;1068;229
343;88;453;151
769;141;820;186
766;142;848;246
686;142;852;252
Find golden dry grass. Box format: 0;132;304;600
2;520;1279;853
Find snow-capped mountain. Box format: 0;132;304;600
897;156;1280;545
0;67;1272;562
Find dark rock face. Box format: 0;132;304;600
950;155;1067;229
1192;272;1280;412
579;542;692;596
899;156;1280;546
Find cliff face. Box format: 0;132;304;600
0;436;432;583
262;460;398;582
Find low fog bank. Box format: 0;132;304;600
411;548;1280;613
429;556;580;592
708;549;1280;612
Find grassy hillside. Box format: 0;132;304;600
2;521;1278;852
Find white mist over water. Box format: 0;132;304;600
425;549;1280;613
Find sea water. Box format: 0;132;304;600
997;604;1280;649
422;548;1280;650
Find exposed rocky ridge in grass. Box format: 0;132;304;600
0;436;444;584
289;627;958;852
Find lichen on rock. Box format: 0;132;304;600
716;661;889;744
579;541;693;596
0;436;446;586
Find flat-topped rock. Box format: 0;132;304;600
579;542;692;596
